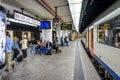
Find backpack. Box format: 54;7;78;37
17;55;23;62
52;43;56;49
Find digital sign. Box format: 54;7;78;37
61;24;72;30
38;21;51;29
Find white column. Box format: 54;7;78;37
42;29;52;42
41;20;53;42
62;30;68;38
57;27;62;44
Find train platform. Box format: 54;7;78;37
1;39;100;80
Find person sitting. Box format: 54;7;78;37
39;40;46;55
46;41;52;55
38;40;42;48
35;40;41;54
43;40;47;47
52;41;59;53
30;42;36;54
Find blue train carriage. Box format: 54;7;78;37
82;1;120;80
81;26;94;58
93;1;120;80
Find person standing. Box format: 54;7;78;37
12;36;19;68
5;32;13;72
64;36;67;46
20;35;27;61
56;37;58;44
60;36;63;46
66;37;69;46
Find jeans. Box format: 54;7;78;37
31;46;35;54
12;49;19;61
47;47;52;55
40;47;45;54
22;49;27;58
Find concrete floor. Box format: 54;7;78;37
77;39;101;80
1;41;75;80
0;40;101;80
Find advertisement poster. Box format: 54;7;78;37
0;10;6;65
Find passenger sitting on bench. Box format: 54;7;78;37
35;40;42;54
46;41;52;55
52;41;59;53
39;40;46;55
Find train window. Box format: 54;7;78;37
114;15;120;47
97;15;120;48
98;23;112;44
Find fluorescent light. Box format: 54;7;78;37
7;18;38;27
68;0;82;32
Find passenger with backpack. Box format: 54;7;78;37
46;41;52;55
12;36;19;68
20;35;28;61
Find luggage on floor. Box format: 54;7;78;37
57;47;62;53
47;50;52;55
17;55;23;62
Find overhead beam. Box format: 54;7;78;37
36;0;64;23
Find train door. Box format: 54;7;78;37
85;30;89;49
90;28;94;57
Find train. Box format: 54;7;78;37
81;1;120;80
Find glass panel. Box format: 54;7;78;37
97;15;120;48
0;10;6;65
114;15;120;47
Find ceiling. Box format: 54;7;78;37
1;0;72;24
1;0;117;33
79;0;117;33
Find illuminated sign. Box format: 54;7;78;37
14;11;40;26
0;8;6;68
61;23;72;30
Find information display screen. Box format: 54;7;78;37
39;21;51;29
0;6;6;69
61;24;72;30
